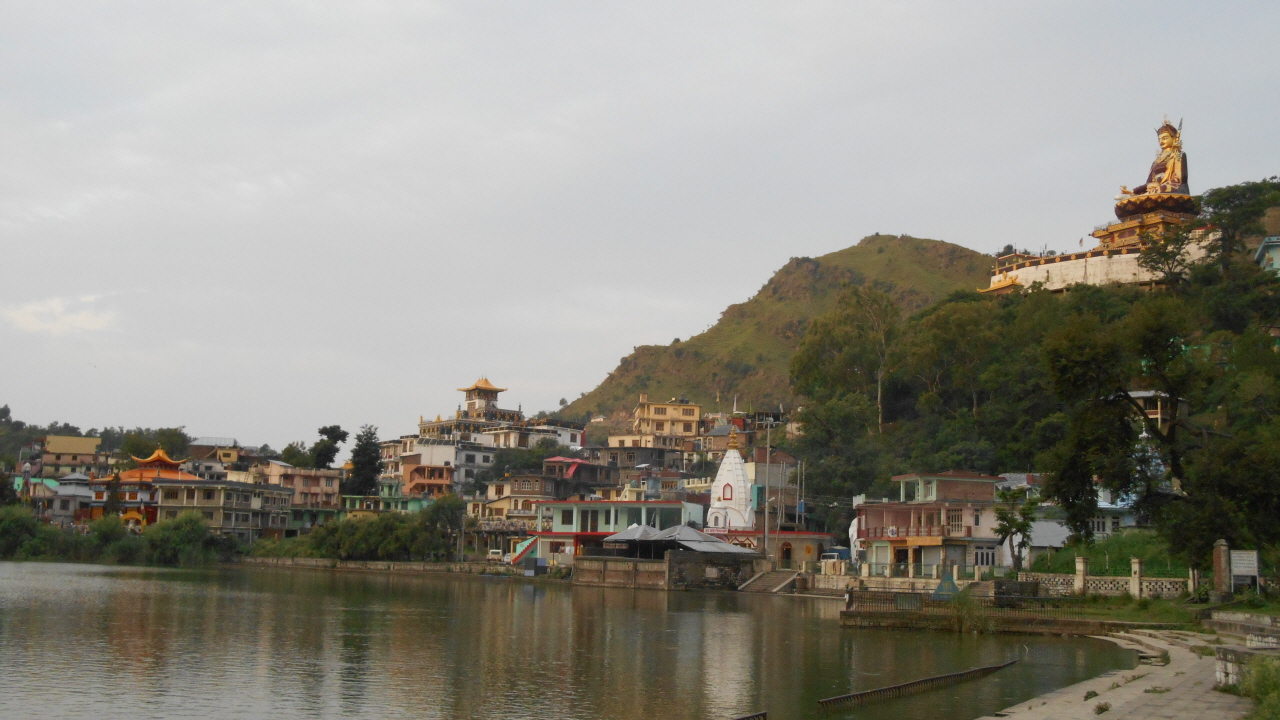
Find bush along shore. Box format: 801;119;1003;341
0;505;238;567
248;497;468;562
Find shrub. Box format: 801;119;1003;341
143;512;215;566
1135;597;1151;610
0;505;39;558
1241;656;1280;720
1094;702;1111;714
102;535;146;565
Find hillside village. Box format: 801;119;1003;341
5;125;1280;603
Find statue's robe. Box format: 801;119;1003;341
1134;151;1189;195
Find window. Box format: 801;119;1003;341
653;407;667;415
165;510;178;520
712;515;720;527
683;423;693;433
466;454;476;463
204;490;215;500
186;489;195;500
973;510;980;527
94;492;104;500
682;408;694;417
163;490;179;500
722;484;733;501
550;541;566;554
974;546;997;566
570;434;577;443
324;479;333;487
631;440;639;448
495;485;505;497
655;422;665;432
127;492;137;501
626;453;635;464
59;499;70;511
561;509;573;526
946;509;963;534
203;511;214;520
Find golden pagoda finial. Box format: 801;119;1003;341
727;425;739;450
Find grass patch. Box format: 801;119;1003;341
1084;690;1099;700
1093;701;1112;714
1029;530;1189;578
1074;595;1199;625
1190;645;1217;657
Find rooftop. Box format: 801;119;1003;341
458;376;506;393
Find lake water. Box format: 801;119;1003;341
0;562;1134;720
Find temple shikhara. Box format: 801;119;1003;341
982;120;1201;294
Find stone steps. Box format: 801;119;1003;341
740;570;798;593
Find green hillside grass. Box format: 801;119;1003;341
564;234;994;423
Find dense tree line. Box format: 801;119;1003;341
0;405;195;472
0;507;237;566
250;495;469;561
787;178;1280;568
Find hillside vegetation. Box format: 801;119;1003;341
785;178;1280;568
563;234;993;421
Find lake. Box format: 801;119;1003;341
0;562;1134;720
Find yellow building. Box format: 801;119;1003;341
629;393;701;437
40;436;111;478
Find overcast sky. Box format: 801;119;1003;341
2;2;1277;452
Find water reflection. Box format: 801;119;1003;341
0;563;1133;720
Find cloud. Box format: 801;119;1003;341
3;297;116;336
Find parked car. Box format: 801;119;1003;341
820;547;852;562
487;548;504;562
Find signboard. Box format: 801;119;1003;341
1232;550;1259;577
1232;550;1260;592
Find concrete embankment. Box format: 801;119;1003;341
974;630;1252;720
840;609;1178;636
238;555;529;577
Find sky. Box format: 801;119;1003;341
2;2;1278;453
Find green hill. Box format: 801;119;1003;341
564;234;995;423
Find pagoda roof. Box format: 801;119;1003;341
978;272;1022;295
458;376;506;393
131;448;186;468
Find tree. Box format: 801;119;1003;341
311;425;349;469
1199;177;1280;269
117;427;191;467
345;425;382;496
280;441;313;468
791;286;902;433
102;473;123;516
993;487;1038;573
0;471;16;506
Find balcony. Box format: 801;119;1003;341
858;525;971;539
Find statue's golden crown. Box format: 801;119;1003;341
1156;118;1181;137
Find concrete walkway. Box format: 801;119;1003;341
976;630;1253;720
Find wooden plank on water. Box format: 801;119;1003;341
818;658;1018;709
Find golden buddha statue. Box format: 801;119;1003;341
1113;120;1196;219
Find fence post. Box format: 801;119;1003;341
1074;556;1089;595
860;561;871;578
1129;557;1143;599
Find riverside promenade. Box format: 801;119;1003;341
976;630;1252;720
